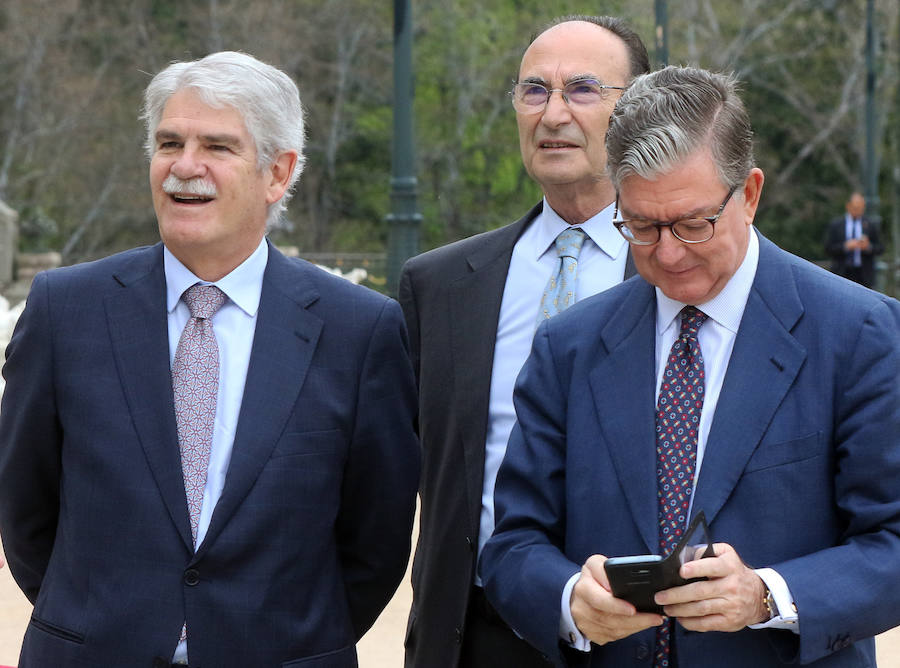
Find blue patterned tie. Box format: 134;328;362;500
536;227;587;327
654;306;708;668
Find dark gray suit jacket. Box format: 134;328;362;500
398;203;635;667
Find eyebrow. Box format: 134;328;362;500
619;202;717;221
519;73;601;86
154;129;245;148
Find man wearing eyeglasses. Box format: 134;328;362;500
398;15;649;668
481;66;900;667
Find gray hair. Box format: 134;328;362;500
606;66;754;191
142;51;306;227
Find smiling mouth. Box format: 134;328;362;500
171;194;215;204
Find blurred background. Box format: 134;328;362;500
0;0;898;296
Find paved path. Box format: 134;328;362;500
2;533;899;667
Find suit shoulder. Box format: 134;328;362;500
35;244;160;291
284;255;394;312
401;216;531;277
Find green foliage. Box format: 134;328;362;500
0;0;896;293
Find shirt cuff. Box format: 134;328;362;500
559;572;592;651
749;567;800;634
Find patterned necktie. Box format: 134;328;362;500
172;284;227;547
536;227;587;327
654;305;708;668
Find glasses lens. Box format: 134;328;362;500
625;221;658;243
514;83;548;108
673;219;714;242
564;79;605;106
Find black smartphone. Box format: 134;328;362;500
603;511;714;613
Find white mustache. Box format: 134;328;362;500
162;174;217;198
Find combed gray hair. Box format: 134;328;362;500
142;51;306;228
606;66;754;191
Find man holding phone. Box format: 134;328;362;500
480;66;900;667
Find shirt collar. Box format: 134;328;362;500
164;237;268;317
531;198;626;262
656;227;760;335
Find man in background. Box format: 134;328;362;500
481;65;900;667
0;51;419;667
824;191;883;288
398;15;649;668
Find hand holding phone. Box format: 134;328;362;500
603;511;714;613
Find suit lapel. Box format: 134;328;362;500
105;244;194;551
692;236;806;525
588;281;660;553
449;205;539;530
197;245;322;557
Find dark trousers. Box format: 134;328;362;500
459;586;551;668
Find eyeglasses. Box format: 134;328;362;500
510;78;626;114
612;187;737;245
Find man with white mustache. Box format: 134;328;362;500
398;15;650;668
0;51;419;667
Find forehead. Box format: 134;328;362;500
618;150;724;217
158;88;250;136
519;21;630;84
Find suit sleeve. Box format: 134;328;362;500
480;323;582;663
336;297;420;638
778;297;900;663
0;272;63;603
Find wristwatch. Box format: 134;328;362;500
763;587;778;620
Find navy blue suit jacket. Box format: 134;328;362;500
481;233;900;667
0;242;420;667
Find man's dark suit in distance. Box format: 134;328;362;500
0;51;419;667
398;15;649;668
482;66;900;667
824;191;883;288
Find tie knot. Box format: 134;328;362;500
679;305;708;337
183;284;227;320
554;227;586;260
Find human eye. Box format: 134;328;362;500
625;219;659;242
517;82;548;105
674;218;713;241
565;79;603;104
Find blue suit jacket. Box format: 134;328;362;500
0;242;420;667
481;233;900;667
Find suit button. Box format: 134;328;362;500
454;627;462;644
636;642;649;660
465;536;474;552
184;568;200;586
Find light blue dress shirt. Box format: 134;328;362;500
165;238;267;663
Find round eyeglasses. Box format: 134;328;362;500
612;187;738;245
509;78;626;114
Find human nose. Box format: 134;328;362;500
170;143;207;179
654;226;687;264
540;88;573;126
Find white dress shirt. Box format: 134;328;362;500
475;199;628;585
560;230;798;650
165;238;267;663
845;213;863;267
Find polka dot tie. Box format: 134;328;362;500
653;306;708;668
536;227;587;327
173;284;227;546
